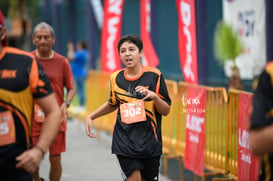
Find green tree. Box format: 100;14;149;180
214;20;244;90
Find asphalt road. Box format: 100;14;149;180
39;119;173;181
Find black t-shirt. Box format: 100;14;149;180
0;47;53;175
109;66;171;158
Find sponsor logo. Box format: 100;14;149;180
0;70;17;79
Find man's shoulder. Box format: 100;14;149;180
266;61;273;70
264;62;273;84
53;52;69;63
54;51;66;59
5;47;34;59
143;66;161;76
30;50;35;55
111;69;123;78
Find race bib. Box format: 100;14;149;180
120;100;146;124
0;111;16;146
34;104;45;123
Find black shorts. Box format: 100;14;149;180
117;155;161;181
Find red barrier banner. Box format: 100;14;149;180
140;0;159;67
184;86;206;176
238;92;260;181
176;0;198;84
100;0;124;72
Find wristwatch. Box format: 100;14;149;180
65;100;71;108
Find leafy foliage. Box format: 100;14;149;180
214;21;244;67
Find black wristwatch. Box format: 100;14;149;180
65;100;71;108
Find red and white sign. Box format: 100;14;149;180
238;92;260;181
140;0;159;67
184;86;206;176
100;0;124;72
176;0;198;84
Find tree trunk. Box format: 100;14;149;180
229;66;244;90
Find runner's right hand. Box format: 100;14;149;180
85;116;96;138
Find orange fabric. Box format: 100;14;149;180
120;100;146;124
31;51;74;105
32;132;66;155
33;104;45;123
0;101;31;147
0;111;15;146
29;58;43;94
31;51;74;133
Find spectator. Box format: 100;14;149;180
31;22;76;181
67;40;89;112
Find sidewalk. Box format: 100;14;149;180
39;119;173;181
